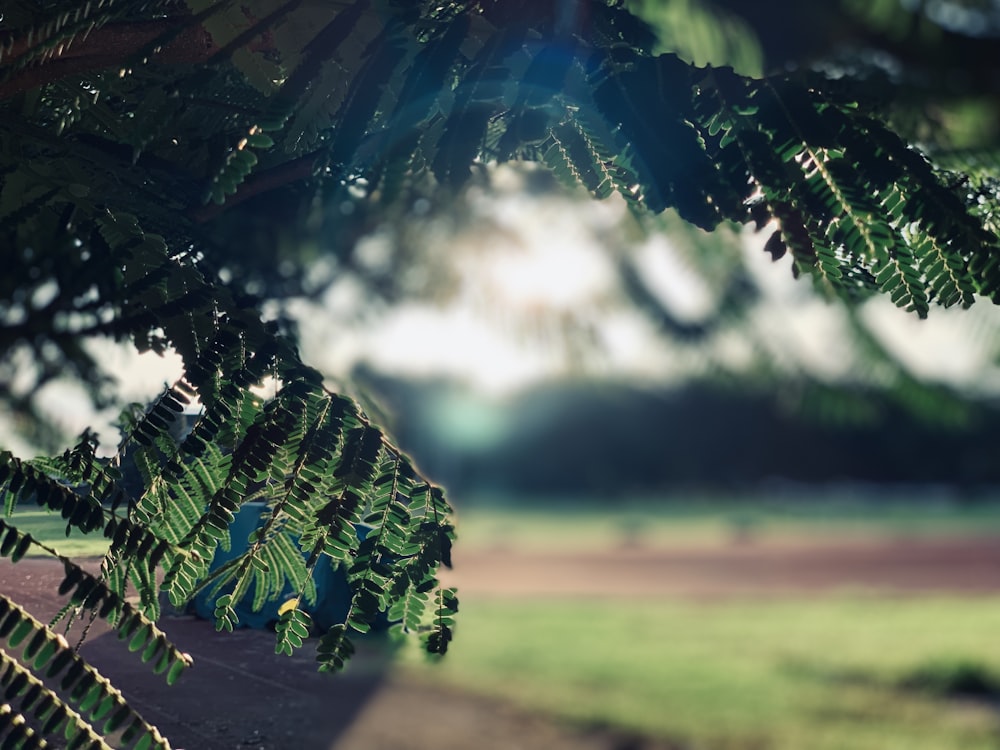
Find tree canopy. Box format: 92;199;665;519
1;1;999;747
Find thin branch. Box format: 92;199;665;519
191;152;321;223
0;21;217;99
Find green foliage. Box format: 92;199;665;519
0;0;998;747
274;604;313;656
627;0;764;75
0;516;191;682
0;595;175;749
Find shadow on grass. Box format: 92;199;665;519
896;658;1000;700
782;655;1000;701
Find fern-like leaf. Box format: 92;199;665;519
0;595;175;749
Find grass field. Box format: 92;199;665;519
405;596;1000;750
407;495;1000;749
7;508;110;557
454;492;1000;551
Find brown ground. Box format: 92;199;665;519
4;534;1000;750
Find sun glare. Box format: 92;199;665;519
467;193;619;312
477;240;607;311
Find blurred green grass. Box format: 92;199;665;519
6;508;110;558
454;492;1000;551
405;596;1000;750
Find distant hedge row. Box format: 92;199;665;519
371;376;1000;494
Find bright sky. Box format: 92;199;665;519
296;181;1000;398
14;168;1000;455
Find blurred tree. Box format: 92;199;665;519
1;1;999;747
680;0;1000;147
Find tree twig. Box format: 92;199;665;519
191;152;322;223
0;20;217;99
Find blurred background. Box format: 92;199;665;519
7;0;1000;748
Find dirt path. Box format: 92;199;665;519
4;535;1000;749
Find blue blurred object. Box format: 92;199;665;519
189;502;358;630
